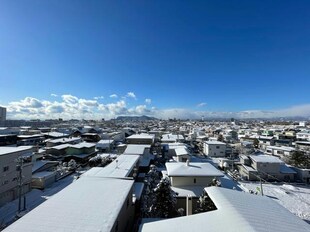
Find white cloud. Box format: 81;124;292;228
197;102;207;107
145;98;152;104
61;94;78;104
94;96;104;100
109;94;118;98
126;92;136;99
51;93;58;97
3;95;310;120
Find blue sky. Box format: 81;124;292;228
1;1;310;119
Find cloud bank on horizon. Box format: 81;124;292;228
2;93;310;120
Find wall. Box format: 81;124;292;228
111;185;135;232
171;176;214;187
0;148;33;206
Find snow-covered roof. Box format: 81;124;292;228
48;144;71;150
0;146;33;156
204;141;226;145
266;146;295;152
140;187;310;232
82;154;139;178
171;185;204;197
70;142;95;149
47;137;81;144
127;134;155;139
249;155;284;164
167;143;188;150
174;147;190;156
42;132;69;138
165;162;224;177
124;144;151;155
162;134;184;141
4;177;134;232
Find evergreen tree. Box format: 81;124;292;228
286;151;310;169
150;177;177;218
141;165;161;217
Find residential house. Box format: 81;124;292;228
126;134;155;145
165;161;224;212
140;187;310;232
238;153;296;181
266;145;295;160
203;141;226;157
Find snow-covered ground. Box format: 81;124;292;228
0;172;82;229
239;181;310;222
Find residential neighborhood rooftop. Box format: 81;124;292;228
3;177;134;232
165;162;224;177
140;187;310;232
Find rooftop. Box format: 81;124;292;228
127;134;155;140
266;146;295;152
124;144;151;155
249;155;284;164
82;154;140;178
140;187;310;232
165;162;224;177
204;141;226;145
0;146;33;156
4;177;134;232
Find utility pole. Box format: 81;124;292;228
16;157;23;214
260;177;264;196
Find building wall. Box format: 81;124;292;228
111;185;135;232
0;107;6;121
0;148;33;206
252;161;280;174
204;144;226;157
170;176;214;187
126;138;153;145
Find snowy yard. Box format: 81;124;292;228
239;181;310;223
0;172;81;229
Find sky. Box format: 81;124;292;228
0;0;310;120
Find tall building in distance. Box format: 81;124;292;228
0;106;6;121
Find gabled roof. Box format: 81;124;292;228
4;178;134;232
127;134;155;140
165;162;224;177
140;187;310;232
82;154;140;178
124;144;151;155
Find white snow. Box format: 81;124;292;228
3;177;134;232
140;187;310;232
240;181;310;222
165;162;224;177
0;172;80;229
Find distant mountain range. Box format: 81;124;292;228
116;115;158;121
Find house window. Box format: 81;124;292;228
194;178;196;184
216;146;220;149
3;166;9;172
